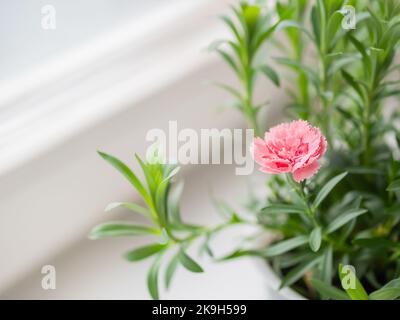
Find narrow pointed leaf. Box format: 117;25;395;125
168;181;185;224
387;179;400;191
258;65;280;86
219;15;242;43
338;264;368;300
321;245;333;284
105;202;150;217
124;243;166;262
310;278;350;300
178;250;204;273
147;254;163;300
313;172;348;208
89;223;159;239
341;70;365;100
217;49;241;77
370;278;400;300
280;255;322;289
309;227;322;252
260;203;306;215
263;236;308;257
98;151;151;204
165;252;180;289
326;209;367;234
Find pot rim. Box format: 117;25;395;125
254;258;306;300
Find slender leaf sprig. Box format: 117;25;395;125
339;3;400;167
90;151;250;299
211;2;285;136
312;264;400;300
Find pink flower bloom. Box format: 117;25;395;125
252;120;327;182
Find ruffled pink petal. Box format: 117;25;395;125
292;161;321;182
252;120;327;181
251;138;269;165
259;158;292;174
259;167;287;174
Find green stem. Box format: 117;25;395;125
242;59;261;137
319;54;332;146
362;96;371;166
170;218;254;245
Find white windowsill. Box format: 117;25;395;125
0;0;230;176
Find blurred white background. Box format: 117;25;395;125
0;0;167;80
0;0;286;299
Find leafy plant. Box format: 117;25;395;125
209;2;285;136
91;0;400;300
90;151;247;299
225;0;400;299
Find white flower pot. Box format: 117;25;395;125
255;259;306;300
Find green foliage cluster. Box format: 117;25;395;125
90;151;245;299
90;0;400;300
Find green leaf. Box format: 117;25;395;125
257;65;280;86
89;223;159;239
200;235;214;258
310;278;350;300
243;5;260;30
327;11;344;43
348;34;372;76
211;82;242;100
98;151;151;205
387;179;400;191
216;49;241;77
168;181;184;224
219;15;242;43
178;250;204;273
329;56;358;76
164;166;180;181
165;252;180;290
263;235;308;257
280;255;322;289
147;254;163;300
253;19;281;52
278;20;315;42
155;178;170;226
218;249;260;261
321;245;333;284
134;154;158;198
353;238;398;249
309;227;322;252
316;0;326;51
341;70;365;100
213;198;236;219
105;202;150;218
370;278;400;300
338;264;369;300
313;172;348;209
207;39;226;52
326;209;368;234
346;167;384;175
274;57;319;87
311;6;320;46
124;243;166;262
386;203;400;217
260;203;306;215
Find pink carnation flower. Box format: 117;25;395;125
252;120;327;182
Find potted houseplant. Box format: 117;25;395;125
89;0;400;300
